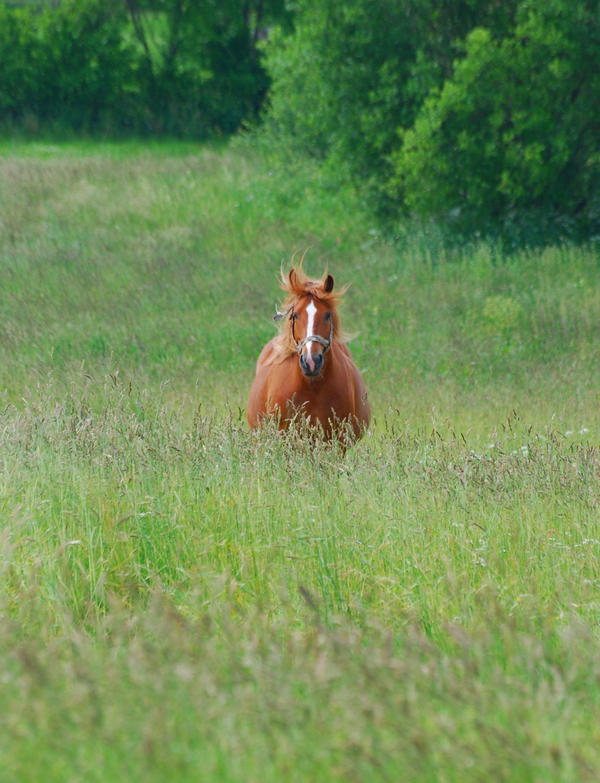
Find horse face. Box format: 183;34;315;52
293;296;332;377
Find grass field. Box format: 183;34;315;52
2;137;600;781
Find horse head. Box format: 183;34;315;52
274;267;341;378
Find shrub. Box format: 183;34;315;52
0;0;289;137
0;5;39;121
263;0;600;238
263;1;519;210
391;1;600;235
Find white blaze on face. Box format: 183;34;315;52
304;298;318;371
305;299;317;352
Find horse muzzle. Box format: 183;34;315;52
300;351;324;376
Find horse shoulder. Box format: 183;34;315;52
248;343;298;427
255;336;279;372
264;355;301;412
334;343;370;425
248;338;276;427
336;341;352;359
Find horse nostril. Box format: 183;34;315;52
313;354;323;370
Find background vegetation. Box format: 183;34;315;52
1;0;599;235
0;0;289;136
2;0;600;777
1;139;600;780
264;0;600;236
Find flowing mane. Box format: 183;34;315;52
269;265;349;363
279;265;346;309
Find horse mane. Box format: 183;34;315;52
267;264;350;364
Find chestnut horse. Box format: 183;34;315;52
247;266;370;440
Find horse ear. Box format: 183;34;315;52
324;274;334;293
288;268;297;289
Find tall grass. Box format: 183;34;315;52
1;138;600;780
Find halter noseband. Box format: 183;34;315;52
293;328;333;354
274;301;334;355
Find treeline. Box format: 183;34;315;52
264;0;600;236
1;0;599;236
0;0;289;136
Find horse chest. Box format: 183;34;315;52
268;357;353;422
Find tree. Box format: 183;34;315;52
263;0;518;202
392;0;600;234
121;0;289;134
0;0;289;135
263;0;599;236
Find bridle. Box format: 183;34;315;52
274;300;334;355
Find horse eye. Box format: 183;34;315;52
324;312;331;322
291;312;298;321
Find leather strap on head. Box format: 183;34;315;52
292;320;333;355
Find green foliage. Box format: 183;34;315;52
0;0;289;136
263;0;422;191
122;0;288;135
39;1;137;132
0;4;41;118
393;2;600;236
263;0;600;237
0;1;137;132
263;1;518;205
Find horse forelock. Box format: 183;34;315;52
279;265;345;311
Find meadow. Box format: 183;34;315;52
1;137;600;781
